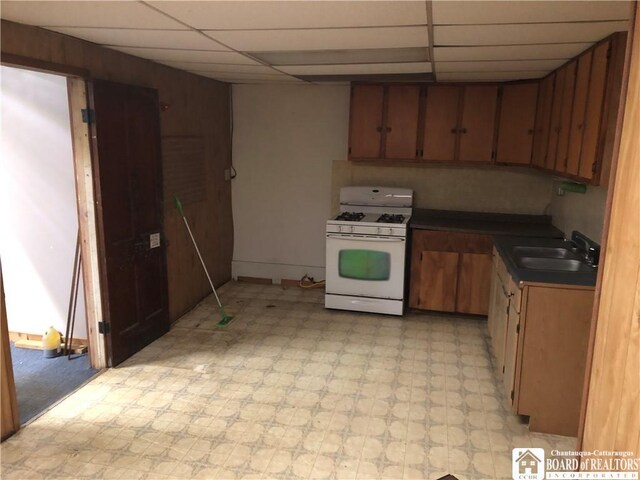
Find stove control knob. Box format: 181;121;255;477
377;227;381;235
338;225;344;233
349;226;354;233
388;228;393;235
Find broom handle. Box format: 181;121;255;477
176;199;224;309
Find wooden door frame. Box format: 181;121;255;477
0;56;107;369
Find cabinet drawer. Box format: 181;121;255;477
414;230;492;253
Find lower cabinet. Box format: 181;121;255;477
488;248;594;436
409;230;492;315
412;250;459;312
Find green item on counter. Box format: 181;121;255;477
559;181;587;194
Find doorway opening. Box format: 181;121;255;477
0;65;98;424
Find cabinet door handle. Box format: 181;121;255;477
376;126;383;132
460;128;467;134
386;127;392;132
450;127;458;134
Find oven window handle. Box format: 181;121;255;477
326;234;405;242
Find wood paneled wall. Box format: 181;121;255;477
1;20;233;321
581;4;639;459
1;265;20;440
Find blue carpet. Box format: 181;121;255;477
10;342;98;424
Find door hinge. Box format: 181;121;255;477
592;161;598;173
502;365;505;374
98;321;111;335
491;150;496;160
81;108;96;124
348;146;352;155
510;390;514;401
516;323;520;334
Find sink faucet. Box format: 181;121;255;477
571;231;600;267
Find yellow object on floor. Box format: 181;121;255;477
41;326;62;358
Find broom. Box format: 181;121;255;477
174;197;234;327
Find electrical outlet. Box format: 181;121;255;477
224;168;231;181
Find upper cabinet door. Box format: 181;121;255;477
459;85;498;163
566;51;593;176
348;85;384;159
546;67;566;170
385;85;420;160
555;61;577;172
423;85;461;162
579;41;610;180
532;74;555;168
496;82;539;165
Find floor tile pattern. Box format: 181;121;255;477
1;282;575;479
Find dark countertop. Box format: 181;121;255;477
493;236;598;287
410;208;565;238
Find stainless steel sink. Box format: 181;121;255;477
512;246;578;259
515;256;593;272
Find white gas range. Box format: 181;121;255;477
325;186;413;316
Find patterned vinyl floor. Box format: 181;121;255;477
0;282;575;480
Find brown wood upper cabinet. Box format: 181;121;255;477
531;74;555;168
531;33;624;185
422;85;460;162
348;84;419;160
421;85;498;163
348;85;384;159
458;85;499;163
496;82;539;165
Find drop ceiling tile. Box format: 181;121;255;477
434;43;592;61
0;1;186;29
433;1;631;25
204;26;429;51
435;21;629;45
251;47;429;66
48;27;229;50
277;62;432;75
436;71;548;81
160;62;277;74
437;59;565;73
191;71;304;83
110;47;260;65
148;1;427;30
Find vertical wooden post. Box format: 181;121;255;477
1;263;20;440
67;77;107;369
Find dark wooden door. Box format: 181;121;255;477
89;80;169;367
384;85;420;159
422;85;461;162
458;85;498;163
496;82;538;165
348;85;384;159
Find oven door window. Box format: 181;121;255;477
338;249;391;281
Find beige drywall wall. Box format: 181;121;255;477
231;84;349;282
549;182;608;242
0;66;87;339
332;161;555;214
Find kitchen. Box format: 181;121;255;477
1;1;640;478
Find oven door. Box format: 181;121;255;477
325;233;406;299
